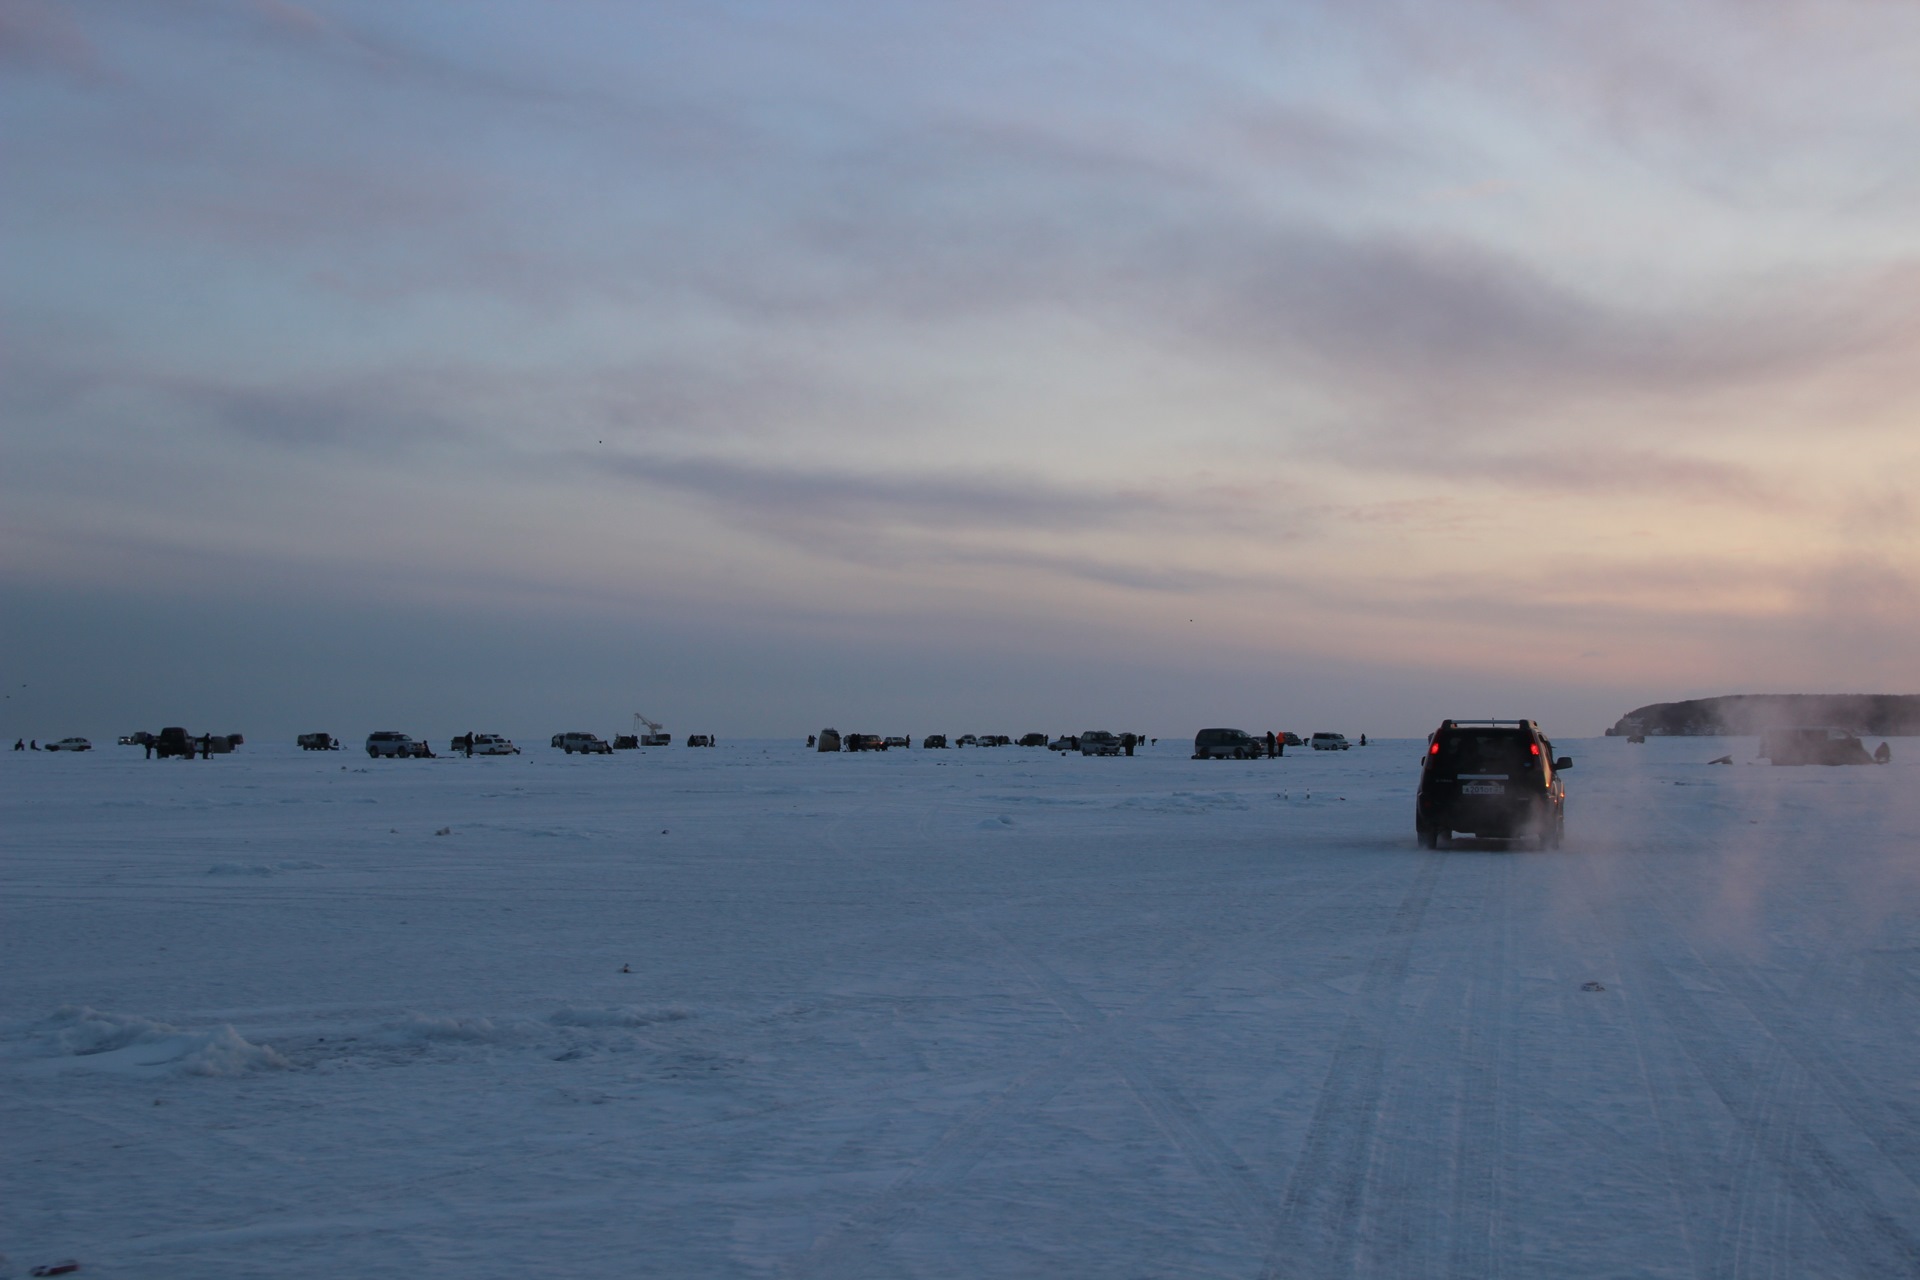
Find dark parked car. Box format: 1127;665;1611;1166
297;733;338;751
844;733;887;752
1018;732;1048;747
154;726;197;759
1416;719;1571;849
1193;728;1261;759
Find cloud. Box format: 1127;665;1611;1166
0;353;480;455
588;451;1184;533
581;451;1299;593
0;0;101;80
1325;441;1789;507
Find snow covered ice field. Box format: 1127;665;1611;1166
4;737;1919;1279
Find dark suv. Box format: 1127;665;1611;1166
1416;719;1571;849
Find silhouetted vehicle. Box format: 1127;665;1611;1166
559;732;612;754
1310;733;1351;751
816;728;842;752
1079;731;1122;756
297;733;339;751
612;735;639;750
1048;735;1075;751
45;737;92;752
154;727;197;759
955;735;979;747
1018;733;1048;747
366;731;417;759
1416;719;1571;850
1281;732;1304;747
687;734;715;748
844;733;886;752
1758;727;1875;765
1193;728;1261;759
470;733;518;755
922;734;949;749
883;735;910;749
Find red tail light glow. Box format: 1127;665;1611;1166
1429;742;1439;755
1530;743;1540;755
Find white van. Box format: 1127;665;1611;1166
1309;732;1351;751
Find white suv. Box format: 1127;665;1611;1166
1309;732;1351;751
559;732;612;755
471;733;519;755
366;731;416;758
1079;730;1123;756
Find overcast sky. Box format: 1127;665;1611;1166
4;0;1918;742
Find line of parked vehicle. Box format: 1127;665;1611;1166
812;729;1157;755
25;726;1363;763
346;730;717;758
805;728;1361;758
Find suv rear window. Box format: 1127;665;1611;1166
1433;731;1536;774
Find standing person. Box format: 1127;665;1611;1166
1265;731;1276;758
144;738;153;759
1360;733;1367;746
1277;735;1285;757
11;738;21;751
30;739;38;750
199;734;211;759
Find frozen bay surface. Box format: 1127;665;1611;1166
3;737;1918;1277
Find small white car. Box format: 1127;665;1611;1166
471;734;519;755
45;737;93;752
1079;730;1122;756
1309;732;1351;751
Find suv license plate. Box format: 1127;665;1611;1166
1462;782;1504;795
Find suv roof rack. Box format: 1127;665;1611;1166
1438;719;1535;729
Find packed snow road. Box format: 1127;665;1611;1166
3;738;1917;1278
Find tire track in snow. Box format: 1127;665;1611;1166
1259;850;1446;1280
794;794;1408;1277
1445;853;1511;1280
982;937;1278;1241
1600;901;1723;1279
788;870;1400;1279
1581;858;1920;1279
1703;954;1920;1197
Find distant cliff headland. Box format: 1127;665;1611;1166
1607;694;1920;737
